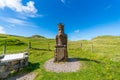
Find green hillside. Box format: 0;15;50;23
0;34;120;80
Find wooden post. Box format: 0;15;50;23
80;42;82;49
48;41;50;51
3;40;6;55
91;43;93;53
28;41;31;50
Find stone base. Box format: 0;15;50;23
54;45;68;62
44;58;80;73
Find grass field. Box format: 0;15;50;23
0;34;120;80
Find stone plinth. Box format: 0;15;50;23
44;58;80;73
54;45;68;62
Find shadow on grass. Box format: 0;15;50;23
68;58;101;64
25;62;40;72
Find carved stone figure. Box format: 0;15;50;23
54;23;68;62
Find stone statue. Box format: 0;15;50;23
54;23;68;62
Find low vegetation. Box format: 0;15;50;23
0;34;120;80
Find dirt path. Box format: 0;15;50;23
8;72;37;80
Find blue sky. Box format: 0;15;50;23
0;0;120;40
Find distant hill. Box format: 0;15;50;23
0;34;26;38
0;34;46;39
29;35;46;39
92;35;120;40
0;34;27;46
0;34;50;46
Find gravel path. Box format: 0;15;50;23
44;58;80;73
8;72;37;80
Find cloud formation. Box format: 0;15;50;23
0;26;6;34
74;29;80;33
60;0;71;8
61;0;66;4
104;5;112;10
0;17;31;26
0;0;37;14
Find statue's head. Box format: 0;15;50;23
58;23;64;34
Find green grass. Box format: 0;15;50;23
0;34;120;80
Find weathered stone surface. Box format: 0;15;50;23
0;52;28;79
0;55;4;59
54;23;68;62
0;71;10;78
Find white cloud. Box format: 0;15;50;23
68;29;81;41
61;0;66;4
104;5;112;10
60;0;71;8
0;17;30;26
0;0;37;14
74;29;80;33
0;17;39;29
0;26;6;34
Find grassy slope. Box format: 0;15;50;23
0;34;120;80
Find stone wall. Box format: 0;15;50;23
0;52;28;79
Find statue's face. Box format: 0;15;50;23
58;27;63;34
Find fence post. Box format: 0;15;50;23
80;42;82;49
3;40;6;55
48;41;50;51
28;41;31;50
91;43;93;53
